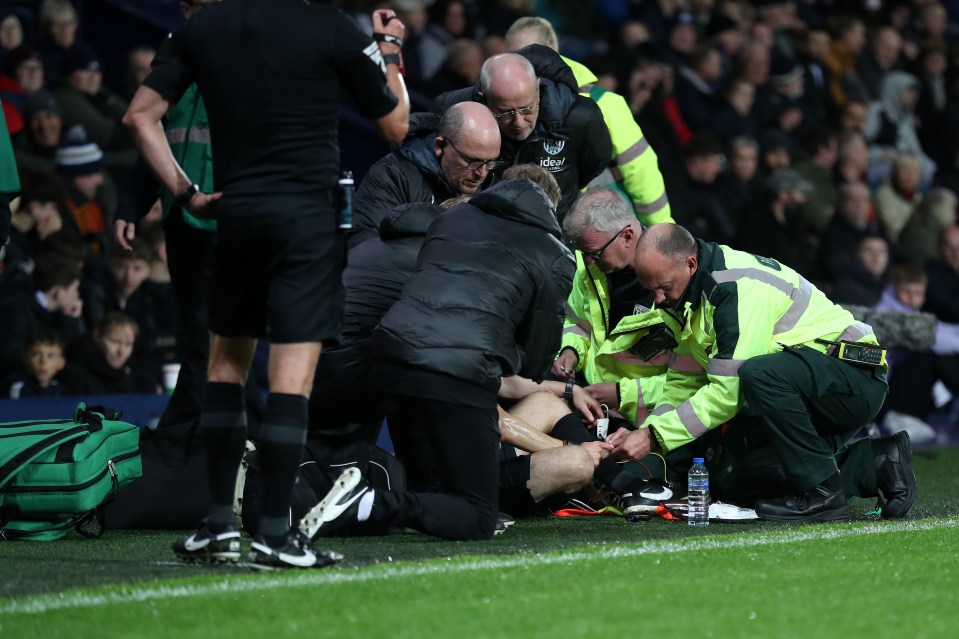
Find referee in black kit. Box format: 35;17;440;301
123;0;409;570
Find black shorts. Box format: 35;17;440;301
499;445;536;518
209;196;345;343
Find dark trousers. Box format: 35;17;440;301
308;344;384;446
158;210;262;432
371;394;500;540
736;346;887;494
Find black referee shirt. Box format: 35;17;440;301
144;0;398;200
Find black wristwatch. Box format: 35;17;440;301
563;379;575;403
175;183;199;207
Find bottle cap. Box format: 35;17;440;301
693;457;704;464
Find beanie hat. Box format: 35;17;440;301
55;125;104;177
769;54;803;85
23;89;62;122
4;44;40;77
62;44;101;77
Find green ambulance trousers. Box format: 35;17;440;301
701;346;888;506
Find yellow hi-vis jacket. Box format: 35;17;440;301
562;56;673;226
645;240;883;452
560;252;670;425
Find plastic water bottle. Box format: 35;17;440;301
687;457;709;527
336;170;354;231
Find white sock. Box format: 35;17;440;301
357;489;374;522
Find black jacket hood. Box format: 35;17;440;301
469;178;561;238
395;112;443;182
379;202;443;240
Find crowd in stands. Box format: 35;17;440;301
1;0;959;444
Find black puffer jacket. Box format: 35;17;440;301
348;112;453;248
432;44;611;223
372;178;575;394
341;202;443;345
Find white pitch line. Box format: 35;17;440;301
3;517;957;616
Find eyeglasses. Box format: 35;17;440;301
491;102;539;122
444;138;500;172
580;225;629;260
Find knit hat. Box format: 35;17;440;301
765;169;813;194
4;44;40;77
62;44;101;76
22;89;61;121
769;54;803;85
55;125;104;177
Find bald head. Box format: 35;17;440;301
633;224;698;307
435;102;502;195
480;53;540;141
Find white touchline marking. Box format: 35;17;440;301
3;518;957;615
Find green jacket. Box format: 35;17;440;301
562;56;672;226
647;241;882;451
560;252;669;424
161;84;215;231
0;99;20;194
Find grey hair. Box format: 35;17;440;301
480;53;537;95
563;187;635;242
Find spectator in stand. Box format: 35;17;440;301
35;0;83;89
856;25;903;102
10;172;67;259
823;14;869;111
874;152;923;244
673;42;724;134
757;0;799;63
835;130;879;191
83;237;180;387
758;129;793;178
425;38;483;97
819;181;880;283
792;125;839;236
13;90;61;175
712;77;758;144
898;188;958;267
0;252;85;379
0;11;24;68
924;225;959;325
865;71;936;189
734;40;772;89
54;127;112;253
755;55;812;143
668;132;735;243
736;168;817;280
915;38;951;166
838;97;868;135
876;262;959;446
50;45;137;185
125;46;156;101
417;0;477;85
716;134;761;222
2;327;70;399
797;26;834;121
830;234;890;307
74;311;160;395
1;45;44;117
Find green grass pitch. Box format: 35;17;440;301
2;446;958;638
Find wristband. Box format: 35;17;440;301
175;183;199;207
373;32;403;48
563;379;575;402
382;52;405;76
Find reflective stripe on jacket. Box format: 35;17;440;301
161;84;215;230
563;56;672;226
560;252;669;424
648;240;881;451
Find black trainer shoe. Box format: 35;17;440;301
249;531;343;571
873;431;917;519
621;479;674;518
172;521;242;564
494;512;515;535
298;467;370;540
754;484;851;522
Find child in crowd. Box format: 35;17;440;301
2;327;68;398
876;263;959;444
76;311;160;394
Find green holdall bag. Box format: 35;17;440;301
0;403;142;540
